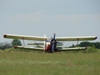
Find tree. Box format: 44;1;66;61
4;42;12;48
93;42;100;49
12;39;22;46
0;42;12;50
79;42;90;47
78;42;100;49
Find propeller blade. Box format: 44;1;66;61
57;42;63;45
46;40;51;42
53;33;56;39
52;43;54;52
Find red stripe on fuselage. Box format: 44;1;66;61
45;43;57;52
45;44;52;51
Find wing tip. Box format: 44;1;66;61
95;36;97;39
3;34;7;38
14;46;18;49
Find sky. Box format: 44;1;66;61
0;0;100;46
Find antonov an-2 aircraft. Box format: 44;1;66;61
3;33;97;52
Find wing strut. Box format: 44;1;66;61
22;37;25;46
44;35;46;52
77;38;79;46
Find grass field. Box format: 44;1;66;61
0;49;100;75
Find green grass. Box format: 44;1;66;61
0;49;100;75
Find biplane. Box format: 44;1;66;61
3;33;97;52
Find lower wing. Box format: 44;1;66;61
14;46;44;51
58;47;87;51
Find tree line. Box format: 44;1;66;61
0;39;22;50
70;42;100;49
79;42;100;49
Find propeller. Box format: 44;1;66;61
46;33;62;52
52;43;55;52
53;33;56;39
51;33;56;52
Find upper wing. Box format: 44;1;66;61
3;34;47;41
3;34;97;41
56;36;97;41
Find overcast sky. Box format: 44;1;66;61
0;0;100;45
